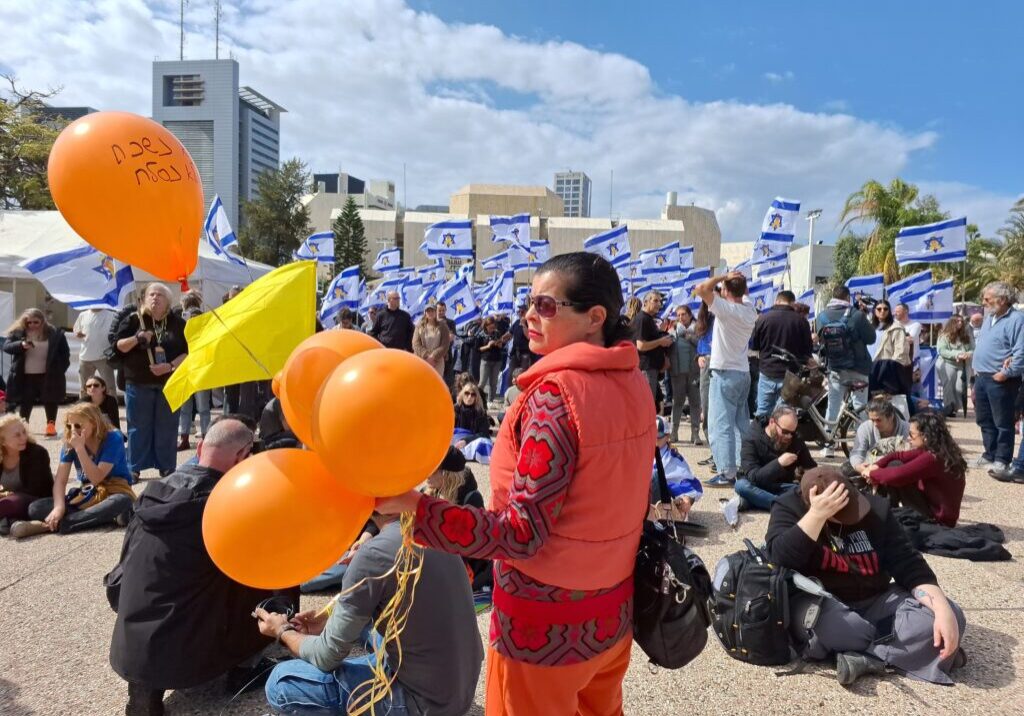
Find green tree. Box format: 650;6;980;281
238;158;311;266
0;75;66;209
831;233;865;285
332;195;367;276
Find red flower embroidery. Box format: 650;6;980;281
517;436;554;480
438;509;478;548
508;618;550;652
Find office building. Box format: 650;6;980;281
554;170;592;217
310;172;396;211
152;59;285;228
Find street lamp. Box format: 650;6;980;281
805;209;823;291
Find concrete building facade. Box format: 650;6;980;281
554;171;592;217
152;59;284;229
449;184;564;220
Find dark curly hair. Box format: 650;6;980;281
535;252;632;347
910;412;966;480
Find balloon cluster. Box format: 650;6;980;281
202;332;455;589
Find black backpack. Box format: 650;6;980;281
710;539;793;666
633;449;713;669
818;307;856;370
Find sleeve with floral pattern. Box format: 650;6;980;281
414;381;577;561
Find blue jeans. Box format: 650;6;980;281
265;631;410;715
300;563;348;594
708;369;751;477
126;383;180;474
734;479;798;511
755;374;785;418
974;373;1020;465
178;389;211;437
826;369;869;426
28;494;133;533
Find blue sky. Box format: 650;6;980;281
2;0;1020;242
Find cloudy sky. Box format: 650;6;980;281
1;0;1020;242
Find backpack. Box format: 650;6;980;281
818;307;856;370
710;539;794;666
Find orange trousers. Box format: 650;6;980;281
485;636;632;716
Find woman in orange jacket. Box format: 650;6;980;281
378;253;655;716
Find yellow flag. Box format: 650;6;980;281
163;261;317;412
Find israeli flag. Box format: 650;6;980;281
639;241;680;277
421;219;474;258
506;242;531;271
417;258;447;285
886;270;933;306
747;280;778;313
918;347;940;402
490;214;531;246
437;275;480;327
373;247;402;274
905;278;954;323
482;251;509;272
515;285;531;309
482;270;515;314
796;288;816;320
296;232;335;263
320;266;362;326
204;195;244;265
583;225;631;267
528;239;550;267
680;245;695;271
846;273;885;302
20;243;134;310
896;217;967;266
366;274;407;310
760;197;800;238
402;278;439;322
455;261;476;282
666;266;711;311
732;259;753;280
756;253;788;280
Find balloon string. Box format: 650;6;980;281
199;298;274;379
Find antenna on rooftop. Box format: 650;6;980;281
179;0;189;61
214;0;222;59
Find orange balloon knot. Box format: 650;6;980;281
179;277;190;292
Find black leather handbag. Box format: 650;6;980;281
633;449;713;669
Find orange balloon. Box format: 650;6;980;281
202;449;374;589
271;371;283;398
280;330;382;446
313;348;454;497
47;111;204;283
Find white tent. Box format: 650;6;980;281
0;210;273;309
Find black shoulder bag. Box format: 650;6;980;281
633;448;713;669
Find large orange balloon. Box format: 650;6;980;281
280;330;383;446
313;349;454;497
47;111;204;283
271;370;283;398
202;449;374;589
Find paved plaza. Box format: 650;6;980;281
0;408;1021;716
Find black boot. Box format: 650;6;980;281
836;652;887;686
125;682;165;716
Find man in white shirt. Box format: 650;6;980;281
73;307;117;399
694;271;758;486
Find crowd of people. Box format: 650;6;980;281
2;261;1023;715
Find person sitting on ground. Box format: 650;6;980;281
859;412;967;527
257;511;484;716
847;395;910;473
732;405;816;512
453;382;491;448
12;403;134;539
84;374;120;430
766;467;966;686
258;396;299;450
0;414;53;535
453;371;477;397
107;418;290;716
652;416;702;521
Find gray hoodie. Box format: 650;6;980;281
849;414;910;468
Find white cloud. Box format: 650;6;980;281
763;70;795;83
0;0;1004;242
914;181;1021;238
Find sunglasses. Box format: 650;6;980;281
25;320;41;325
775;425;797;437
875;307;889;312
527;294;580;319
86;383;102;389
68;422;85;430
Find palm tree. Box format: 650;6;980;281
994;198;1024;290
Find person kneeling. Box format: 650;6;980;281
733;406;816;512
258;512;483;715
106;419;290;716
766;467;966;686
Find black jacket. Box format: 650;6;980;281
112;311;189;385
454;403;491;439
5;442;54;498
3;326;70;404
740;419;816;490
106;465;288;689
766;490;937;604
370;308;415;351
750;305;813;380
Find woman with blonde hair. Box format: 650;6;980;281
3;308;70;436
0;414;53;534
113;283;188;478
453;382;491;449
11;402;135;538
412;305;452;377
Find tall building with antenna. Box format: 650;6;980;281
151;59;285;229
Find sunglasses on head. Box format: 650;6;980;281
526;294;580;319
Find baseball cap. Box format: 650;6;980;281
439;445;467;473
799;467;870;525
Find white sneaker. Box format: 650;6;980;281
972;456;995;469
720;496;741;528
990;461;1008;473
818;446;835;459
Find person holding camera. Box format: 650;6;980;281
113;284;188;478
3;308;70;437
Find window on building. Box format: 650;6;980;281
163;75;205;107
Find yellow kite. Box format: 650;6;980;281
163;261;317;411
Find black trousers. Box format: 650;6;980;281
16;373;58;423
